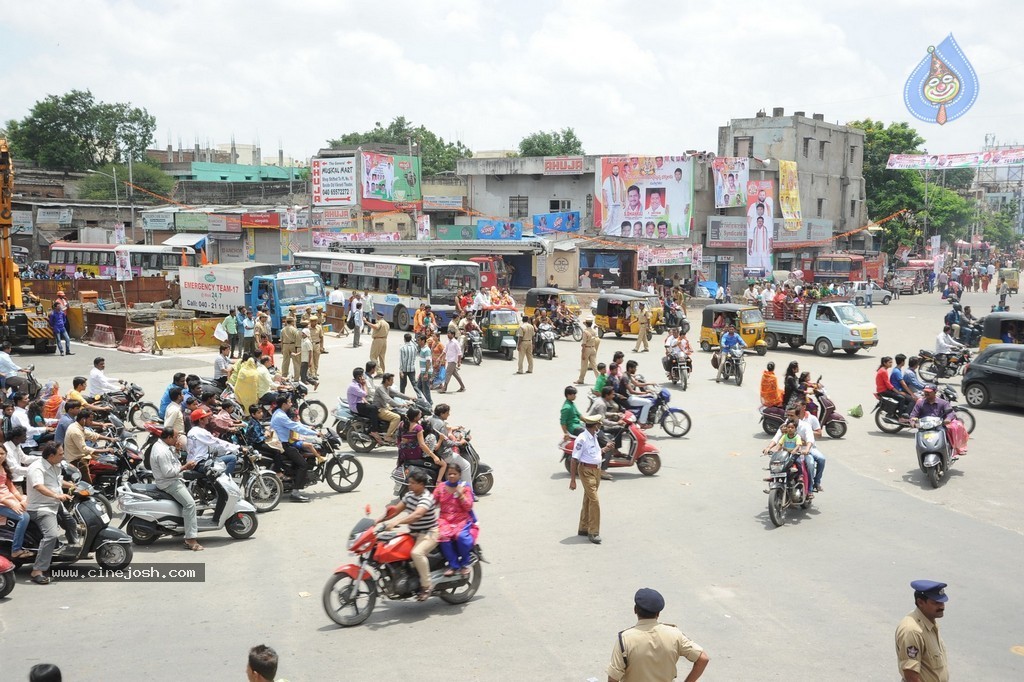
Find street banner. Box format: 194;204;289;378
711;157;749;208
595;155;692;238
114;246;132;281
361;152;422;210
312;231;401;248
416;215;431;240
746;180;775;272
778;160;802;232
311;157;356;206
887;147;1024;169
531;211;580;234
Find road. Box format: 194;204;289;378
2;291;1023;681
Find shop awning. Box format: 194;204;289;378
162;234;207;248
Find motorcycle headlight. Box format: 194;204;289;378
922;433;940;444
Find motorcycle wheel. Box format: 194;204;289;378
246;472;283;513
926;466;942;489
762;418;780;436
0;569;14;599
129;402;159;431
874;409;904;434
472;472;494;497
825;420;848;439
636;453;661;476
768;489;786;527
680;368;688;391
323;574;377;627
94;493;114;519
661;409;691;438
734;363;744;386
473;346;482;365
326;456;364;493
438;560;482;604
299;400;328;428
225;511;259;539
953;406;976;434
95;542;133;571
572;325;583;342
346;426;377;454
127;518;159;546
918;361;939;383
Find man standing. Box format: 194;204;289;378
633;303;651;353
308;316;324;378
440;330;465;393
241;309;256;356
516;314;535;375
368;311;390;372
398;333;419;396
865;278;875;308
607;588;710;682
602;162;627;235
568;413;607;544
576;320;600;385
349;302;365;347
26;443;75;584
279;316;301;380
415;334;433;405
48;303;72;356
895;580;949;682
222;308;239;358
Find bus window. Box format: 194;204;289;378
130;253;143;267
397;279;410;295
53;250;66;265
411;274;426;297
99;252;113;266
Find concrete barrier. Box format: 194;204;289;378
89;325;117;348
117;328;146;353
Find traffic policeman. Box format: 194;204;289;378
633;303;651;352
607;588;710;682
895;580;949;682
576;320;600;385
516;315;535;374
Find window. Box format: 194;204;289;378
802;138;811;158
374;222;385;231
983;350;1023;371
849;145;857;164
850;200;857;218
411;273;426;297
734;136;753;158
818;141;827;160
817;199;825;218
550;199;571;211
508;195;529;219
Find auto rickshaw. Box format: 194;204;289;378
477;306;520;360
998;267;1019;294
593;292;652;340
614;289;665;333
978;311;1024;350
524;288;582;318
698;303;768;355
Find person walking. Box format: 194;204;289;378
607;588;710;682
48;303;73;356
516;314;535;374
279;316;301;380
568;413;606;544
633;302;651;352
440;330;465;393
575;320;600;385
895;580;949;682
368;311;390;372
398;333;419;395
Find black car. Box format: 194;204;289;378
961;343;1024;408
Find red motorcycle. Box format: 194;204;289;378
322;507;483;627
559;411;662;476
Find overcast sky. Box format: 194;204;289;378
4;0;1023;162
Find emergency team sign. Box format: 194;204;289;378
311;157;356;207
179;267;245;314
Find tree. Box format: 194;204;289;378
327;116;472;176
517;128;585;157
980;203;1019;250
5;89;156;171
847;119;925;219
78;161;175;203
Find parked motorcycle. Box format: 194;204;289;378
873;385;976;435
662;353;692;390
534;322;557;360
915;415;958;488
559;411;662;476
917;348;971;382
322;511;483;627
759;379;847;438
391;428;494;498
337;396;433;454
714;347;746;386
763;446;813;527
94;381;159;431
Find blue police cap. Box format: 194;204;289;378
634;588;665;613
911;580;949;602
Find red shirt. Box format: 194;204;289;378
259;340;276;364
875;366;894;395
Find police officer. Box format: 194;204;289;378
279;317;301;381
633;302;651;353
607;588;710;682
576;320;600;385
515;315;535;375
895;580;949;682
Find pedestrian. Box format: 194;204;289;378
415;334;433;405
633;302;651;352
308;316;323;378
398;333;419;396
575;320;600;385
246;644;279;682
279;316;301;381
368;311;390;372
516;314;535;374
568;413;607;544
223;307;239;358
440;330;465;393
48;303;72;356
865;277;875;308
241;309;256;356
349;302;364;347
895;580;949;682
607;588;710;682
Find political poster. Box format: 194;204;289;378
778;160;802;233
711;157;749;208
311;157;356;206
361;153;422;211
887;148;1024;169
594;155;692;238
531;211;580;234
114;246;132;281
114;224;126;245
416;215;431;241
745;180;774;272
476;219;523;240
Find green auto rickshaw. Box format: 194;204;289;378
477;306;520;360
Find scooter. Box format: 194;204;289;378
391;428;494;498
464;330;484;365
0;554;14;598
534;322;557;360
759;379;847;438
117;460;259;545
560;411;662;476
916;416;957;488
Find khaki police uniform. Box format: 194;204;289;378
607;618;704;682
516;321;535;373
577;327;599;383
309;319;323;377
280;321;301;380
895;608;948;682
369;318;390;372
634;308;651;352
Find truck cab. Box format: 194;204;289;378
763;299;878;356
253;272;327;333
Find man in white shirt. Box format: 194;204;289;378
151;426;202;550
471;288;491;312
935;326;962;356
11;391;52;447
26;444;73;583
644;190;666;218
440;330;465;393
186;408;240;474
86;356;122;398
163;387;187;448
569;414;609;544
762;411;821;497
0;341;30;393
328;286;346;305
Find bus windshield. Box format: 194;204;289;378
429;264;480;304
278;277;325;305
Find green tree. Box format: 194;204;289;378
327;116;472;176
847;119;925;219
980;203;1019;250
78;161;175;202
516;127;585;157
5;89;156;171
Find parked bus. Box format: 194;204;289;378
293;252;480;330
48;242;199;278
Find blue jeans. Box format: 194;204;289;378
865;295;873;308
217;454;237;475
55;329;72;354
0;505;30;552
416;373;432;406
806;447;826;488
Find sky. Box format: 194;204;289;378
3;0;1024;163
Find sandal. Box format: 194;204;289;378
12;549;34;559
416;589;431;601
443;568;455;577
459;567;471;576
185;541;205;551
31;573;50;585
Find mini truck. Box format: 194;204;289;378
762;299;878;356
178;263;327;337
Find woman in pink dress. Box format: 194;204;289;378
433;463;478;577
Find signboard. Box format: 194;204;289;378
531;211;580;234
476;219;523;240
543;156;584;175
312;231;401;248
311;157;356;206
179;266;245;313
12;210;33;235
242;213;281;229
711;157;749;208
208;215;242;233
36;208;73;225
142;212;173;230
887;148;1024;170
706;216;748;248
423;195;465;210
778;160;802;232
361;153;422;210
416;215;431;241
745;180;775;272
324;259;401;277
638;246;698;267
436;225;477;241
773;218;833;245
175;213;210;232
595;155;692;238
322;208;353;229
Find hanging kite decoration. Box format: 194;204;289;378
903;34;978;125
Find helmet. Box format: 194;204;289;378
952;303;962;312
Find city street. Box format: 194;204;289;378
3;291;1024;681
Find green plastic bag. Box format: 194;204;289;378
847;404;863;419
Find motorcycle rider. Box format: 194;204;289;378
890;354;919;409
427;404;473;485
944;303;963;340
150;426;203;551
934;325;964;374
790;402;826;493
268;394;314;503
716;325;747;382
763;419;813;499
0;341;31;394
876;356;913;418
904;356;927;398
185;407;240;475
26;442;75;584
86;357;123;399
375;469;440;602
347;367;379;428
910;385;970;457
158;373;188;419
623;360;657;427
371;373;411;444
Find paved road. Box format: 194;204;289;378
3;291;1023;680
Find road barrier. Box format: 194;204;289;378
117;328;146;354
89;324;117;348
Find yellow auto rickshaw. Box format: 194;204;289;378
614;289;665;333
978;311;1024;350
593;292;652;340
698;303;767;355
524;287;582;318
998;267;1019;294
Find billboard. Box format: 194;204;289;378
142;212;173;230
175;213;209;232
706;216;748;248
423;195;464;210
476;219;523;240
887;148;1024;169
416;215;431;241
773;218;833;245
778;160;802;233
436;225;478;241
241;213;281;229
594;155;692;238
711;157;749;208
361;152;422;210
311;157;356;206
745;180;774;272
12;210;33;235
531;211;580;234
36;208;73;225
543;156;584;175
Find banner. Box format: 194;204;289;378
638;245;699;268
312;231;401;247
361;153;422;210
280;231;292;264
887;148;1024;170
114;224;126;245
311;157;356;206
476;219;523;240
531;211;580;234
284;208;298;231
746;180;774;272
416;215;431;241
594;155;692;238
114;246;132;281
895;245;912;263
423;196;464;210
706;216;748;248
37;208;73;225
778;160;802;232
711;157;749;208
245;229;256;261
12;210;33;235
436;225;478;241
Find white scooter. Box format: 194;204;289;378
116;460;259;545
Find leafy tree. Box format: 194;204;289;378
517;127;585;157
980;203;1019;250
848;119;925;219
327;116;472;176
78;161;175;202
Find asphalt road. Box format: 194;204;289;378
2;291;1023;681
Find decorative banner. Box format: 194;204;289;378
436;225;478;241
887;148;1024;169
422;195;464;210
321;208;353;229
114;224;126;245
904;34;979;126
312;231;401;248
531;211;580;234
476;219;523;240
745;180;774;272
778;160;802;232
706;216;748;248
594;156;693;238
711;157;749;208
416;215;431;241
361;153;422;210
114;246;132;281
311;157;356;206
36;208;73;225
543;156;584;175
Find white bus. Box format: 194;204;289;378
49;242;200;278
293;251;480;330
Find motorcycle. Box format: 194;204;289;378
3;364;43;401
464;330;484;365
0;554;14;598
554;317;583;342
279;381;328;428
915;416;957;488
322;510;483;627
759;379;847;439
662;353;692;390
534;322;557;360
0;479;134;571
873;385;976;435
86;414;151;503
763;446;813;527
117;460;259;545
391;428;494;498
559;411;662;476
917;348;971;382
714;347;746;386
336;395;433;454
607;388;692;438
94;381;159;431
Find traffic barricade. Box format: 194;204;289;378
117;328;146;354
89;324;117;348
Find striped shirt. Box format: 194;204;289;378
401;490;438;533
399;341;418;373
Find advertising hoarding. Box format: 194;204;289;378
311;157;356;206
595;155;692;238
